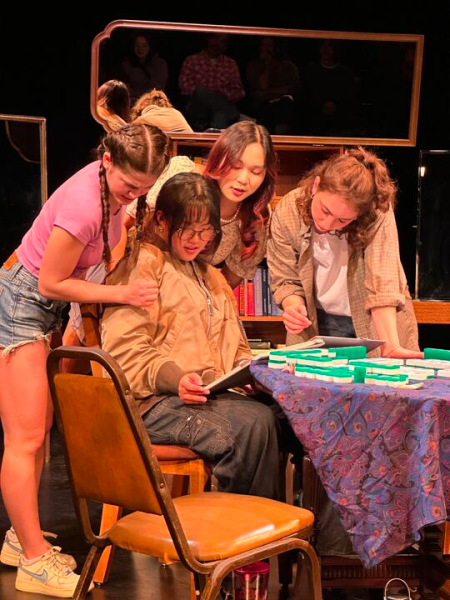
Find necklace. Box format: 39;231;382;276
220;202;242;225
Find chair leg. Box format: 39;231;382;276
74;545;102;600
189;460;209;494
278;551;294;588
293;541;323;600
93;504;122;584
285;453;295;505
200;568;227;600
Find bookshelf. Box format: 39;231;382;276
170;135;450;347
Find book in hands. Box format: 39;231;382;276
204;356;266;394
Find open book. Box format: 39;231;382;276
204;357;264;394
205;335;384;393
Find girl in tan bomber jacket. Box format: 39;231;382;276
101;171;280;498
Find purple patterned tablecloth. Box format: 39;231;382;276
250;362;450;567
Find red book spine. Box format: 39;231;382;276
246;280;255;316
233;285;240;313
239;284;245;316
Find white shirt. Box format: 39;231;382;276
311;228;351;316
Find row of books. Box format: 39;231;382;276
233;265;282;316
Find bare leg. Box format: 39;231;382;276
0;342;51;559
34;395;53;491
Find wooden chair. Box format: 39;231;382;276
47;346;322;600
78;303;210;584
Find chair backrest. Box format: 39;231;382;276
48;346;167;514
80;303;103;377
47;346;201;572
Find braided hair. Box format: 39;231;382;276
97;123;171;267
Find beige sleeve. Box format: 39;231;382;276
267;197;306;306
101;254;184;398
364;209;408;311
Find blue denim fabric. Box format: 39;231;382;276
0;260;66;353
143;392;280;499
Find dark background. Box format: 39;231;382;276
1;4;450;345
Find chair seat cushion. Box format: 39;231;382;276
107;492;314;562
153;445;201;461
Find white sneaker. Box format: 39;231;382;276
1;529;77;570
16;547;93;598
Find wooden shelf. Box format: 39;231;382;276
240;302;450;327
413;300;450;325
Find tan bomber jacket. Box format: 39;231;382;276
101;241;252;414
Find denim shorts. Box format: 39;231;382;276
0;258;66;355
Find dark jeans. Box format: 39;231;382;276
315;307;355;555
316;308;356;338
187;87;240;130
256;95;295;135
142;392;279;499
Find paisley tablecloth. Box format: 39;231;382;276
250;362;450;567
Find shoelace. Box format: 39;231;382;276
51;546;71;564
41;548;73;577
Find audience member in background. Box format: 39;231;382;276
120;33;168;103
97;79;131;132
304;39;357;136
132;89;193;133
179;33;245;131
246;37;300;134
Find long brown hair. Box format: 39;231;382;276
97;123;171;265
297;146;397;249
97;80;131;123
203;121;278;260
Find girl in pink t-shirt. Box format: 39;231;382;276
0;123;170;597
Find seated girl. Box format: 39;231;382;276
100;172;280;498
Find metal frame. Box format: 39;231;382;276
91;20;423;147
0;113;47;204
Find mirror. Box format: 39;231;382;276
416;150;450;300
91;21;423;146
0;114;47;264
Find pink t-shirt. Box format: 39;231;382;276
17;161;124;278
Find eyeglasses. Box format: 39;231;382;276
177;227;218;242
